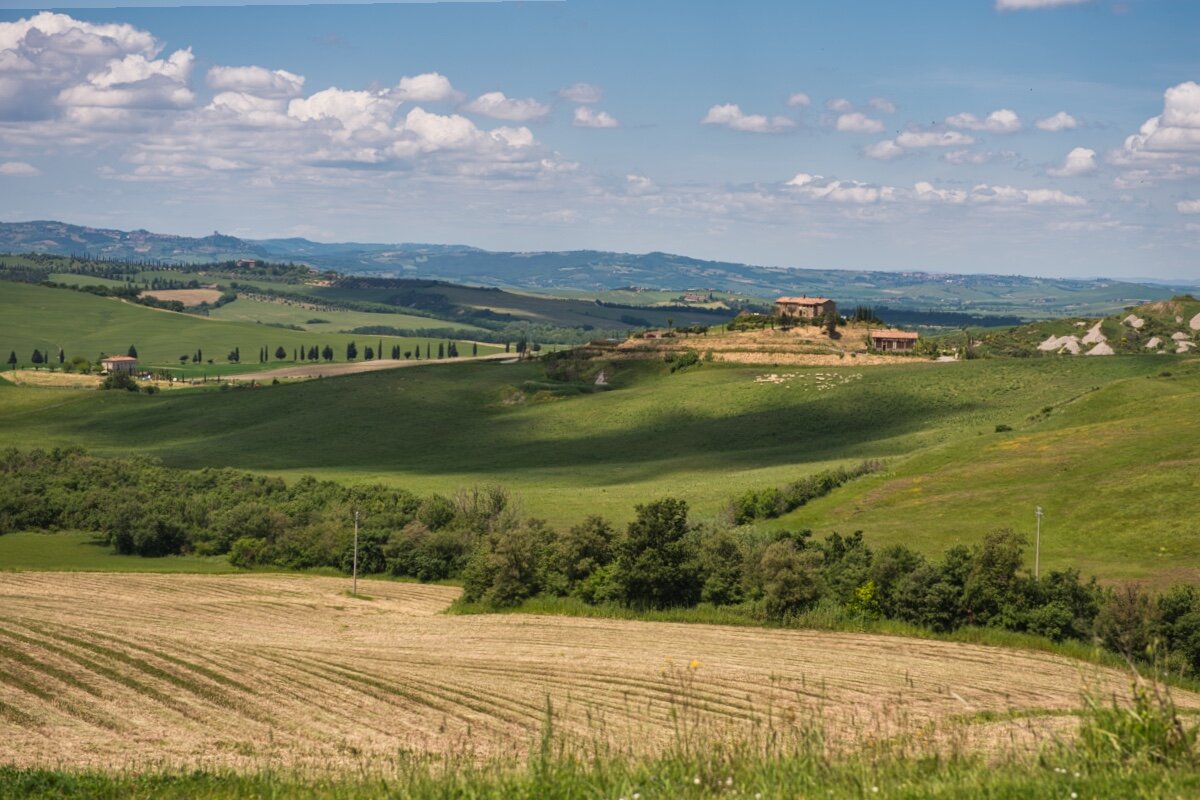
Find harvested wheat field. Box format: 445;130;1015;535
0;573;1186;774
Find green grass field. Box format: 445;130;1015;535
0;532;238;573
0;348;1193;580
207;295;487;334
0;281;500;373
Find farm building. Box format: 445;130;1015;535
100;355;138;374
774;296;836;319
870;330;920;351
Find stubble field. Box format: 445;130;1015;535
0;572;1185;775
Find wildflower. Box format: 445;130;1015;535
726;776;733;786
872;788;879;794
1071;794;1077;799
690;659;702;670
694;777;701;785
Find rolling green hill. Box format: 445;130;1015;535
0;281;499;374
0;352;1194;582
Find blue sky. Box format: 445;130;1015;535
0;1;1197;279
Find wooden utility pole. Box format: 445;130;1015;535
352;510;359;596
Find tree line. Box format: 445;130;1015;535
3;447;1199;678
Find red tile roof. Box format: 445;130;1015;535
871;330;920;340
101;356;139;362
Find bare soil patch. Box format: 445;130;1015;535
0;572;1183;774
0;369;101;389
140;289;224;306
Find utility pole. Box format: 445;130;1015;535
352;509;359;596
1035;506;1044;581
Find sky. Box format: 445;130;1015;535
0;1;1197;279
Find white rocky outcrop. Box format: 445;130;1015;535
1145;336;1162;349
1191;312;1200;331
1172;331;1191;342
1123;314;1145;329
1179;341;1196;353
1081;322;1107;345
1039;334;1082;354
1086;342;1114;356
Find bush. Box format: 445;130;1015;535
614;498;701;609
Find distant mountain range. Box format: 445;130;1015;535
1;219;1191;319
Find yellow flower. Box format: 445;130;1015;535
689;659;702;670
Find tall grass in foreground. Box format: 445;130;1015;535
2;665;1197;799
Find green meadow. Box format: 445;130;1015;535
0;532;238;573
0;281;500;372
206;295;486;333
0;342;1194;581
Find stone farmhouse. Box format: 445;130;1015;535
100;355;138;374
870;330;920;352
774;296;836;319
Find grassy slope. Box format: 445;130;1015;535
0;532;237;573
779;364;1200;584
0;281;499;372
207;296;486;333
0;352;1192;579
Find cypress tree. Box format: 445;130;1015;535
425;343;431;359
472;342;478;356
7;351;16;369
437;342;444;359
127;345;138;358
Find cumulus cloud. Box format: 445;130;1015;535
0;160;39;176
946;109;1021;133
572;106;619;128
701;103;794;133
626;173;656;195
1178;199;1200;214
287;87;396;134
1036;111;1079;132
895;130;975;149
868;97;896;114
996;0;1092;8
207;65;304;99
835;112;884;134
462;91;550;122
1113;81;1200;185
1048;146;1097;177
863;140;905;160
825;97;853;112
558;82;602;104
786;92;811;108
393;72;462;103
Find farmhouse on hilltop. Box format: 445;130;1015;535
100;355;138;374
774;296;836;319
870;330;920;352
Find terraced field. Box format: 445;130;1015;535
0;573;1184;774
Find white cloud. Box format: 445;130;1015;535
287;87;396;134
207;65;304;99
1113;81;1200;185
626;174;656;195
868;97;896;114
943;149;1016;165
895;130;976;148
786;92;811;108
864;140;906;160
1178;199;1200;214
996;0;1092;8
393;72;462;103
572;106;619;128
835;112;884;134
1035;111;1079;132
559;82;602;104
825;97;853;112
1048;146;1097;177
0;160;38;176
782;172;1084;208
946;109;1022;133
462;91;549;122
0;13;199;121
970;184;1086;205
701;103;794;133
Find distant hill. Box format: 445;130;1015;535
0;219;1189;319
